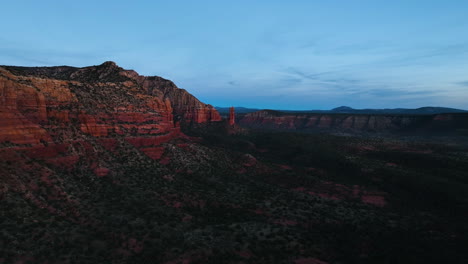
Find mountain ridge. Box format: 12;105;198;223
216;105;467;115
3;61;221;123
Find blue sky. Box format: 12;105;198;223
1;0;468;110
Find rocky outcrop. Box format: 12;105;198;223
3;61;221;124
0;68;52;144
229;107;235;125
238;110;468;133
139;76;221;123
0;62;220;176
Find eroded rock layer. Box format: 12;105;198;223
0;61;221;181
239;110;468;133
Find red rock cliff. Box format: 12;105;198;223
0;62;221;248
3;61;221;124
118;66;221;123
238;110;468;133
0;62;220;175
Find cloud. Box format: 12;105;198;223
0;53;52;66
371;42;468;68
284;67;333;81
280;67;366;94
0;45;125;67
456;81;468;87
279;77;303;85
364;88;441;98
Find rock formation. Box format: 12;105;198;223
229;106;235;125
2;61;221;125
238;110;468;133
0;61;221;174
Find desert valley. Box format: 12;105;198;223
1;62;467;263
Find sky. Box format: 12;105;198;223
1;0;468;110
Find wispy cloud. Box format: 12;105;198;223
0;45;123;67
364;88;442;98
283;67;335;81
278;77;303;85
456;81;468;87
376;43;468;67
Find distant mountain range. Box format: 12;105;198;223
328;106;468;115
216;106;467;115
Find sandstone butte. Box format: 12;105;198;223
0;61;221;181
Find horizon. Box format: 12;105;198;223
2;1;468;110
3;60;466;112
214;105;468;111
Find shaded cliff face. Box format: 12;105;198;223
239;110;468;133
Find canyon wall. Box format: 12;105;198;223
3;61;221;125
238;110;468;133
0;62;221;179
